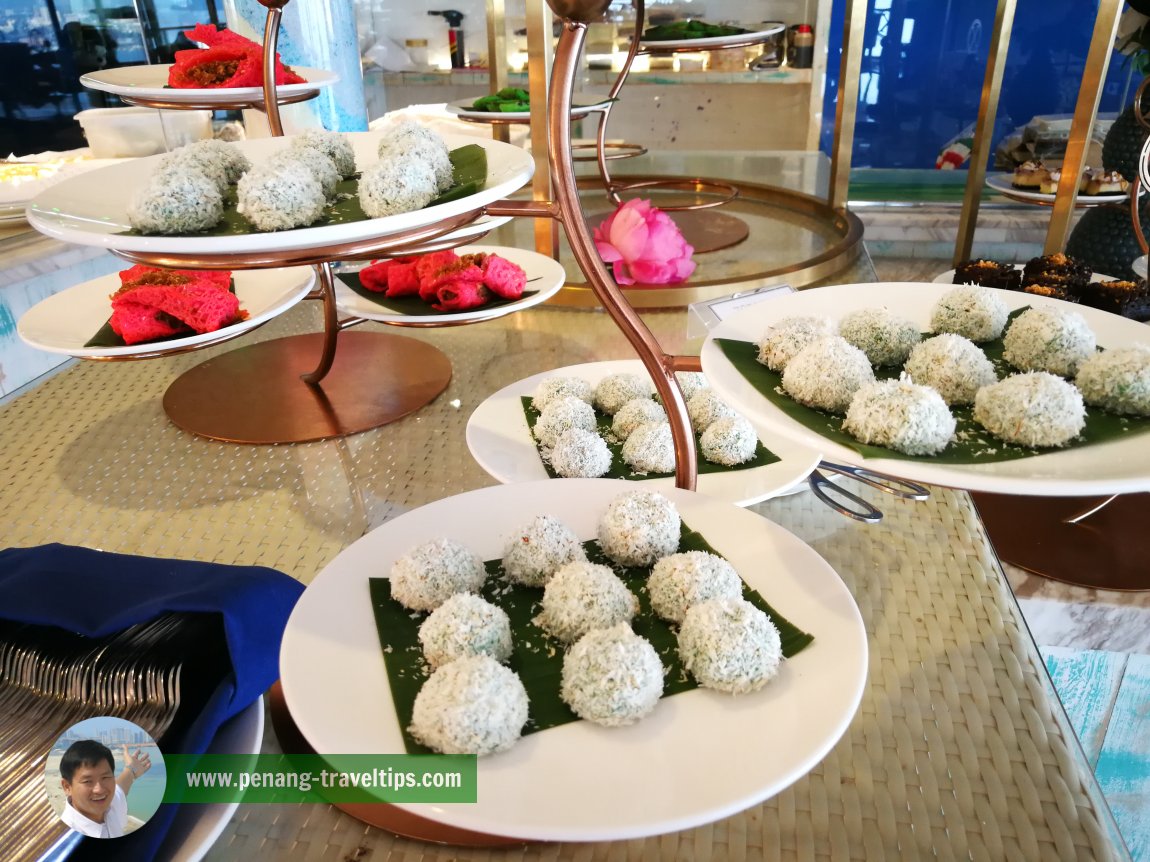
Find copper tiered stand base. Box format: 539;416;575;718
163;331;452;444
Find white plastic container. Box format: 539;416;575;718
75;107;212;158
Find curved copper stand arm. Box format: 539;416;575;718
301;261;340;384
548;19;698;491
259;1;289;137
591;0;647;205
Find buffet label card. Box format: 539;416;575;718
687;284;795;338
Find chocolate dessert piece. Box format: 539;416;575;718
1022;252;1092;291
1021;282;1080;303
953;259;1022;291
1080;279;1150;321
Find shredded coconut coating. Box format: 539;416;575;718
419;594;512;669
612;398;668;441
236;161;326;231
383;119;451;156
127;168;223;234
291;129;357;178
534;395;597;448
532;376;594;412
621;421;676;473
378;135;454;191
687;389;737;432
843;377;956;456
839;307;921;367
535;561;638;643
973;372;1086;448
756;316;837;372
700;415;758;465
1003;306;1097;377
674;372;709;403
648;551;743;623
782;336;875;414
561;623;664;726
597;490;680;567
177;138;250;184
903;334;998;405
930;285;1010;342
156;145;231;193
549;429;612;478
409;656;528;755
502;514;587;587
389;538;488;611
678;597;782;694
594;373;654;415
358;157;437;219
1075;347;1150;416
270;147;339;199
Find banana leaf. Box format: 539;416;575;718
369;521;815;754
521;396;781;479
122;145;487;237
714;335;1150;463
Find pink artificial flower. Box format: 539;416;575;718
594;199;696;285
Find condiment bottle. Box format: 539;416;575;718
789;24;814;69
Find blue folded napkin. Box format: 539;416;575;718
0;543;305;862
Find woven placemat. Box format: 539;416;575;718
0;258;1127;861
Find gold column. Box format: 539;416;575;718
954;0;1017;266
485;0;511;144
1044;0;1123;253
828;0;868;211
526;0;558;257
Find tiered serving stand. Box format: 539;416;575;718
27;1;543;445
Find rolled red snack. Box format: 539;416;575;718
480;255;527;299
385;262;420;298
358;261;392;293
433;279;490;311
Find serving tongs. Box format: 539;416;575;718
807;460;931;523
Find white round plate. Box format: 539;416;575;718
933;265;1116;285
445;96;612;122
702;282;1150;496
1134;255;1147;279
639;23;785;52
18;266;315;358
0;159;125;218
466;359;822;506
26;133;534;255
984;172;1129;204
335;244;566;324
80;64;338;105
157;697;264;862
280;478;866;842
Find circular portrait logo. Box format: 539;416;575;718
44;717;166;839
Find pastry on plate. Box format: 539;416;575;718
1012;160;1048;190
1083;169;1130;196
